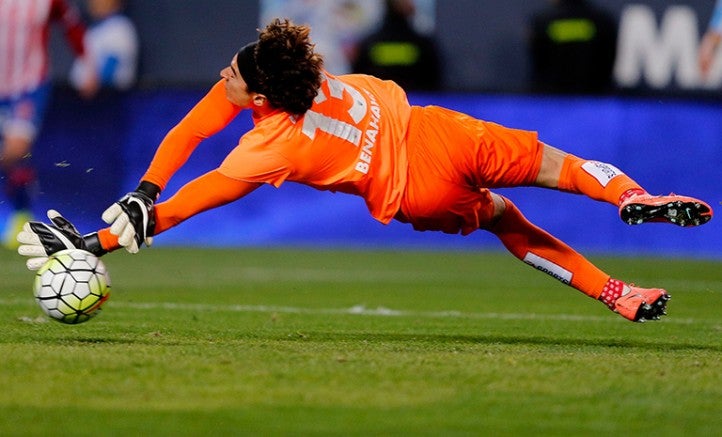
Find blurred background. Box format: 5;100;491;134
4;0;721;258
49;0;722;93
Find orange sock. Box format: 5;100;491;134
599;278;627;309
558;154;646;205
490;197;610;299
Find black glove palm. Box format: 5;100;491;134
17;210;106;270
101;181;160;253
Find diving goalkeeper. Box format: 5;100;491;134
18;19;712;323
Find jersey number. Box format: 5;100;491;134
301;74;368;147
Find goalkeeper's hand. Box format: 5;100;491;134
102;181;160;254
17;210;106;271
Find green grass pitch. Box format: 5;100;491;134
0;247;720;435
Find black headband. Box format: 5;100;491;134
236;42;263;93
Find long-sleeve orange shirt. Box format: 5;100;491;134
143;71;412;224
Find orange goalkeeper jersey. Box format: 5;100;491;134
143;71;412;224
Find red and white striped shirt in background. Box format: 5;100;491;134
0;0;86;98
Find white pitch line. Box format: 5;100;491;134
1;298;702;324
113;301;701;323
120;301;596;322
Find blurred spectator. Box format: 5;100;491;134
70;0;139;97
352;0;442;90
260;0;383;75
699;0;722;79
0;0;88;248
527;0;617;94
63;0;139;208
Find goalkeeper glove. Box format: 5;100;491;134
17;210;107;271
102;181;160;254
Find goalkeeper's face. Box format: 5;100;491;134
220;54;254;107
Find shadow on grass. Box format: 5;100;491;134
274;331;722;352
16;327;721;352
18;335;193;347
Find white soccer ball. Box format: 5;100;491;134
33;249;111;324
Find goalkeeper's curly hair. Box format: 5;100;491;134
255;18;324;116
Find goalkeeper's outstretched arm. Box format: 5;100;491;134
155;170;261;235
98;169;261;252
18;170;260;269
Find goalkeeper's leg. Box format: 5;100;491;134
537;143;712;226
488;195;670;322
536;143;646;205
